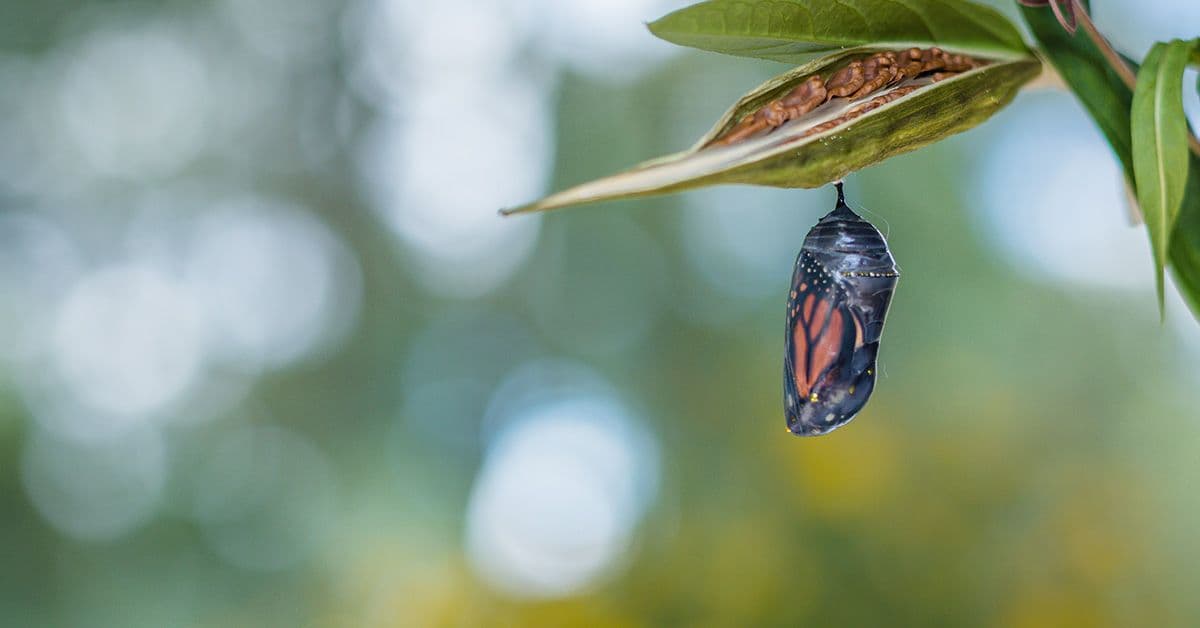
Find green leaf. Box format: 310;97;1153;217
1020;7;1200;323
1019;1;1136;185
1015;11;1200;322
647;0;1031;64
503;50;1039;215
1170;41;1200;319
1132;40;1191;311
1170;154;1200;319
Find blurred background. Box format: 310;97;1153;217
2;0;1200;626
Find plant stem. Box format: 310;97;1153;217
1071;1;1134;89
1071;0;1200;157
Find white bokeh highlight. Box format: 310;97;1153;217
1094;2;1200;59
21;426;167;542
184;197;362;370
57;18;210;181
533;0;687;81
50;264;206;423
973;92;1152;291
347;0;691;298
356;103;546;298
466;362;659;599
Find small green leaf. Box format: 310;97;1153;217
648;0;1030;64
1170;41;1200;319
503;50;1039;215
1170;154;1200;318
1132;40;1191;311
1020;2;1135;185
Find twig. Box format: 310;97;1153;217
1071;1;1135;89
1071;0;1200;158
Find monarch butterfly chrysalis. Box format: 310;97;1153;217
785;182;899;436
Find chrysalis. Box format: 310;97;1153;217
784;182;899;436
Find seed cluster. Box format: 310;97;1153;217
710;47;984;147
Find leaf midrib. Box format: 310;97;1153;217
1154;54;1170;261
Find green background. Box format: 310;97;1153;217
2;1;1200;626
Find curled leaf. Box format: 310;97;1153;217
503;47;1039;215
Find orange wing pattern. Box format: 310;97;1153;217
790;292;847;397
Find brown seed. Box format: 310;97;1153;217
894;48;924;81
867;51;895;68
942;53;974;72
920;47;946;72
754;100;789;126
709;47;984;147
858;54;893;84
804;118;842;136
851;64;896;99
781;76;824;106
825;61;865;99
713;117;770;146
781;76;826;117
804;84;921;139
874;85;918;105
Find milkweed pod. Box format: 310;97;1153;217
503;46;1039;216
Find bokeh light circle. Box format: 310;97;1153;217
21;426;167;542
57;18;210;181
466;361;659;598
50;264;206;422
973;92;1151;291
184;197;362;370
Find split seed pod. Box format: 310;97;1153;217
504;46;1038;215
785;183;898;436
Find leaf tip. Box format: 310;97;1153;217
645;17;669;41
